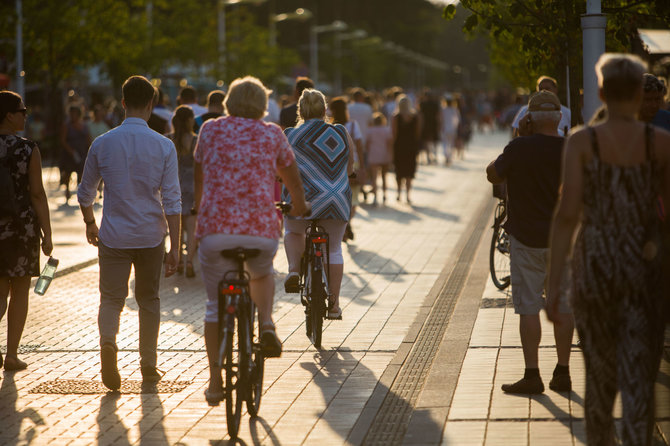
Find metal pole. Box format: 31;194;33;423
581;0;606;122
310;27;318;84
335;34;342;94
218;0;227;83
15;0;25;100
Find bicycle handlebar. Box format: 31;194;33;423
275;201;312;217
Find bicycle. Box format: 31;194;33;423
212;247;265;438
490;196;511;290
278;202;337;350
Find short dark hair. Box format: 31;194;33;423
351;88;365;101
295;77;314;96
122;76;157;109
643;73;667;95
179;86;197;104
0;90;22;123
536;76;557;91
206;90;226;106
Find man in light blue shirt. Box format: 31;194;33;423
78;75;181;391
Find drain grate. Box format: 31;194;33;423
29;379;192;394
480;297;513;308
363;198;494;445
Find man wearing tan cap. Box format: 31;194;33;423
512;76;572;137
486;91;574;394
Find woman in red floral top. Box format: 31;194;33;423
194;76;309;404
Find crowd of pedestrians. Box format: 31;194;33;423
4;51;670;445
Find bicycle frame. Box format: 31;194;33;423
301;220;331;301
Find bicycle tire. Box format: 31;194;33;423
490;220;511;290
224;317;242;439
310;262;325;349
246;302;264;417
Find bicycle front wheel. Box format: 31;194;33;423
490;222;511;290
246;303;264;417
224;318;243;439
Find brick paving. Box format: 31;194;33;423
3;131;669;445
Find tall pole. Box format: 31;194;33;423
15;0;25;100
310;27;318;84
581;0;606;122
218;0;227;83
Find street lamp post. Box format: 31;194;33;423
310;20;347;85
218;0;267;85
334;29;367;94
15;0;24;100
581;0;606;122
269;8;312;47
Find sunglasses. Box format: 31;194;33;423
14;108;27;115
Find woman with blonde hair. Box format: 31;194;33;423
547;53;670;445
282;89;354;320
194;76;310;404
170;105;197;277
392;94;421;204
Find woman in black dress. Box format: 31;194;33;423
392;95;421;204
0;91;53;371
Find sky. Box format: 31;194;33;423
426;0;459;5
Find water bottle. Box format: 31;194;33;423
34;257;59;295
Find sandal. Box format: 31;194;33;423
260;323;282;358
326;301;343;320
4;356;28;371
204;387;224;406
185;261;195;278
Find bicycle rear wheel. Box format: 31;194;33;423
309;263;325;349
246;303;264;417
224;317;243;439
490;221;511;290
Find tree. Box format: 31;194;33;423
443;0;670;123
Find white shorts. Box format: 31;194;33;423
284;218;347;264
510;235;571;315
198;234;278;323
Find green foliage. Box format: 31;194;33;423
445;0;670;121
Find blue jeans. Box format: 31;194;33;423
98;241;164;368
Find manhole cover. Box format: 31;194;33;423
0;344;43;354
29;379;192;394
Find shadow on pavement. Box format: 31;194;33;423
410;205;460;222
97;392;131;445
139;385;171;445
0;372;44;445
300;350;443;444
345;244;406;278
248;416;280;446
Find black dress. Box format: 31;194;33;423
0;135;40;277
393;114;419;180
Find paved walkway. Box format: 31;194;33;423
1;131;669;445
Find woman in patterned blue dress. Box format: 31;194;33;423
282;89;354;319
0;91;53;371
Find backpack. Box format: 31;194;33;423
0;141;20;218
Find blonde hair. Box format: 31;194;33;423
595;53;647;102
297;89;327;126
224;76;271;119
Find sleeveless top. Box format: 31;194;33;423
283;119;352;221
0;135;40;277
572;125;663;322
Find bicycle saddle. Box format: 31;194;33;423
221;248;261;259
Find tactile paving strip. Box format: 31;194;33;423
363;199;495;445
29;379;192;394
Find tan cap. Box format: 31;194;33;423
528;91;561;112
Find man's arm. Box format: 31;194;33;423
161;144;182;277
486;161;505;184
77;143;101;245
